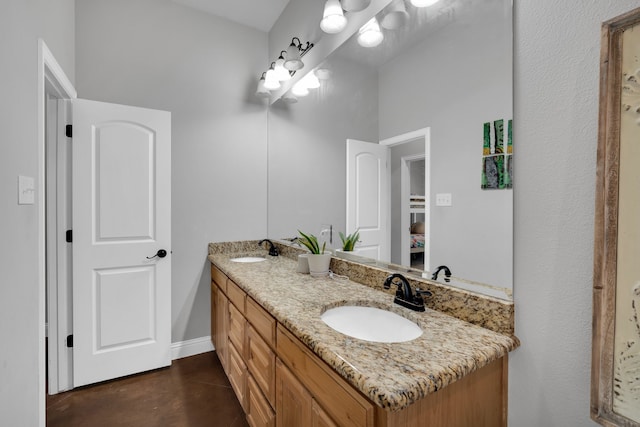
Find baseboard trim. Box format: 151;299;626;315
171;336;214;360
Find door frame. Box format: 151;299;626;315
380;127;431;272
38;38;76;420
400;154;428;269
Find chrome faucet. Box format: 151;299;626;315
383;273;431;312
258;239;279;256
431;265;451;282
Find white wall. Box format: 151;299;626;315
75;0;269;343
379;0;513;289
510;0;640;425
0;1;75;425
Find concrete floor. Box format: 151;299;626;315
46;352;248;427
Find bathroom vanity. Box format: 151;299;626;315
208;241;518;427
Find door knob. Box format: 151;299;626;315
147;249;167;259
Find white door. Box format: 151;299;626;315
346;139;390;262
72;99;171;387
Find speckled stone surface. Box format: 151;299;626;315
209;240;516;336
207;241;519;411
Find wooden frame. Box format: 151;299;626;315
592;7;640;426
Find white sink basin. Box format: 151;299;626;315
230;256;266;263
321;306;423;343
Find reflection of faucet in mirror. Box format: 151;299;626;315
431;265;451;282
258;239;279;256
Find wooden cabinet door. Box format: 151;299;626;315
215;289;229;373
247;375;275;427
312;399;338;427
276;359;312;427
228;340;248;411
228;302;246;357
246;325;276;406
210;283;217;347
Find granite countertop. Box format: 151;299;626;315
208;249;518;412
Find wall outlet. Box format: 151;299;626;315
435;193;452;207
18;175;35;205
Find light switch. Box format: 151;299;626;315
18;175;35;205
435;193;452;207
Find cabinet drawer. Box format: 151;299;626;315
247;325;276;407
227;279;246;313
246;297;276;348
277;325;374;427
211;265;227;293
228;302;246;356
228;340;247;411
247;375;275;427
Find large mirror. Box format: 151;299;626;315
267;0;513;299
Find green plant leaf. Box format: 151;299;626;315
297;229;321;254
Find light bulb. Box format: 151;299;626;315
284;41;304;71
264;68;281;90
381;0;409;30
302;72;321;89
341;0;371;12
282;92;298;104
292;81;309;97
358;17;384;48
255;76;270;98
410;0;440;7
320;0;347;34
274;59;291;81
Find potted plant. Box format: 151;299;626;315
297;230;332;276
336;229;360;261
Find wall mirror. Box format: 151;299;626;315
592;6;640;426
267;0;513;299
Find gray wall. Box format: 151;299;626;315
75;0;269;343
379;1;513;289
267;55;379;241
4;1;640;425
510;0;640;425
0;0;75;424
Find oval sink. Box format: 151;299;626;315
230;257;266;263
321;306;423;343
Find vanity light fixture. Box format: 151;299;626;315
381;0;409;30
255;72;271;98
357;16;384;47
264;62;281;90
274;51;292;81
320;0;348;34
410;0;440;7
284;37;313;71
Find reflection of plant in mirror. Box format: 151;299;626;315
296;230;326;254
339;229;360;251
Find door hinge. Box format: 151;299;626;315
65;124;72;138
66;334;73;348
66;230;72;243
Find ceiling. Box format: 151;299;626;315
171;0;291;32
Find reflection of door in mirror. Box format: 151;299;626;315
346;139;390;261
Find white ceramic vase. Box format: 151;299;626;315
306;253;332;276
